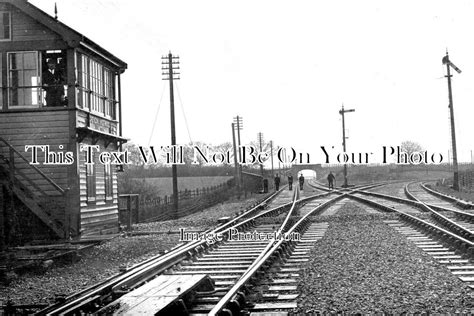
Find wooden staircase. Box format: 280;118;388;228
0;137;67;240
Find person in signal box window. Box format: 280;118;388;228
42;58;65;107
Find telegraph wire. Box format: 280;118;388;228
175;82;193;144
147;84;166;145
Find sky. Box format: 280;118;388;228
31;0;474;164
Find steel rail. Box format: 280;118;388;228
347;192;474;251
343;182;474;249
354;186;474;221
421;182;474;209
311;179;465;218
311;179;473;250
110;187;337;292
42;186;337;314
209;181;473;315
307;179;390;194
405;182;474;241
235;185;303;284
39;189;282;315
419;202;474;222
55;187;337;314
209;192;347;316
353;188;427;208
308;178;394;192
108;189;304;292
209;181;472;315
343;181;473;242
215;186;303;302
277;185;300;234
43;181;429;315
208;193;347;316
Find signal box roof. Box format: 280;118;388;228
2;0;127;72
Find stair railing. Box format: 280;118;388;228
0;137;66;196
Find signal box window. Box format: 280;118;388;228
77;53;116;119
6;51;67;108
0;12;11;41
7;52;41;108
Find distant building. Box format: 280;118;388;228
0;0;127;245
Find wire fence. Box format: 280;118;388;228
119;182;234;225
459;170;474;191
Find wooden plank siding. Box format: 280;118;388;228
0;110;70;195
76;110;87;127
0;1;127;241
112;173;118;205
0;3;62;42
75;110;119;134
78;139;119;235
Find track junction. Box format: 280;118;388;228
27;178;474;315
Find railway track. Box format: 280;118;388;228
237;180;473;314
37;189;286;315
348;182;474;291
39;183;345;315
406;182;474;240
37;180;474;314
204;190;346;316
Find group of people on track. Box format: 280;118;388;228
272;171;336;191
273;173;305;191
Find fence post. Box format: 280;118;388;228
134;195;139;223
127;195;132;231
468;171;472;191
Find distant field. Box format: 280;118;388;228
135;176;233;196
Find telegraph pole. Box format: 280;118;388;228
257;132;264;177
231;123;240;195
339;105;355;187
258;132;265;192
162;52;180;216
270;141;274;176
233;116;243;186
442;51;461;191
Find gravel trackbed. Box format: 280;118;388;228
296;201;474;314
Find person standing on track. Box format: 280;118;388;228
327;171;336;189
298;174;304;190
274;174;281;191
288;174;293;190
